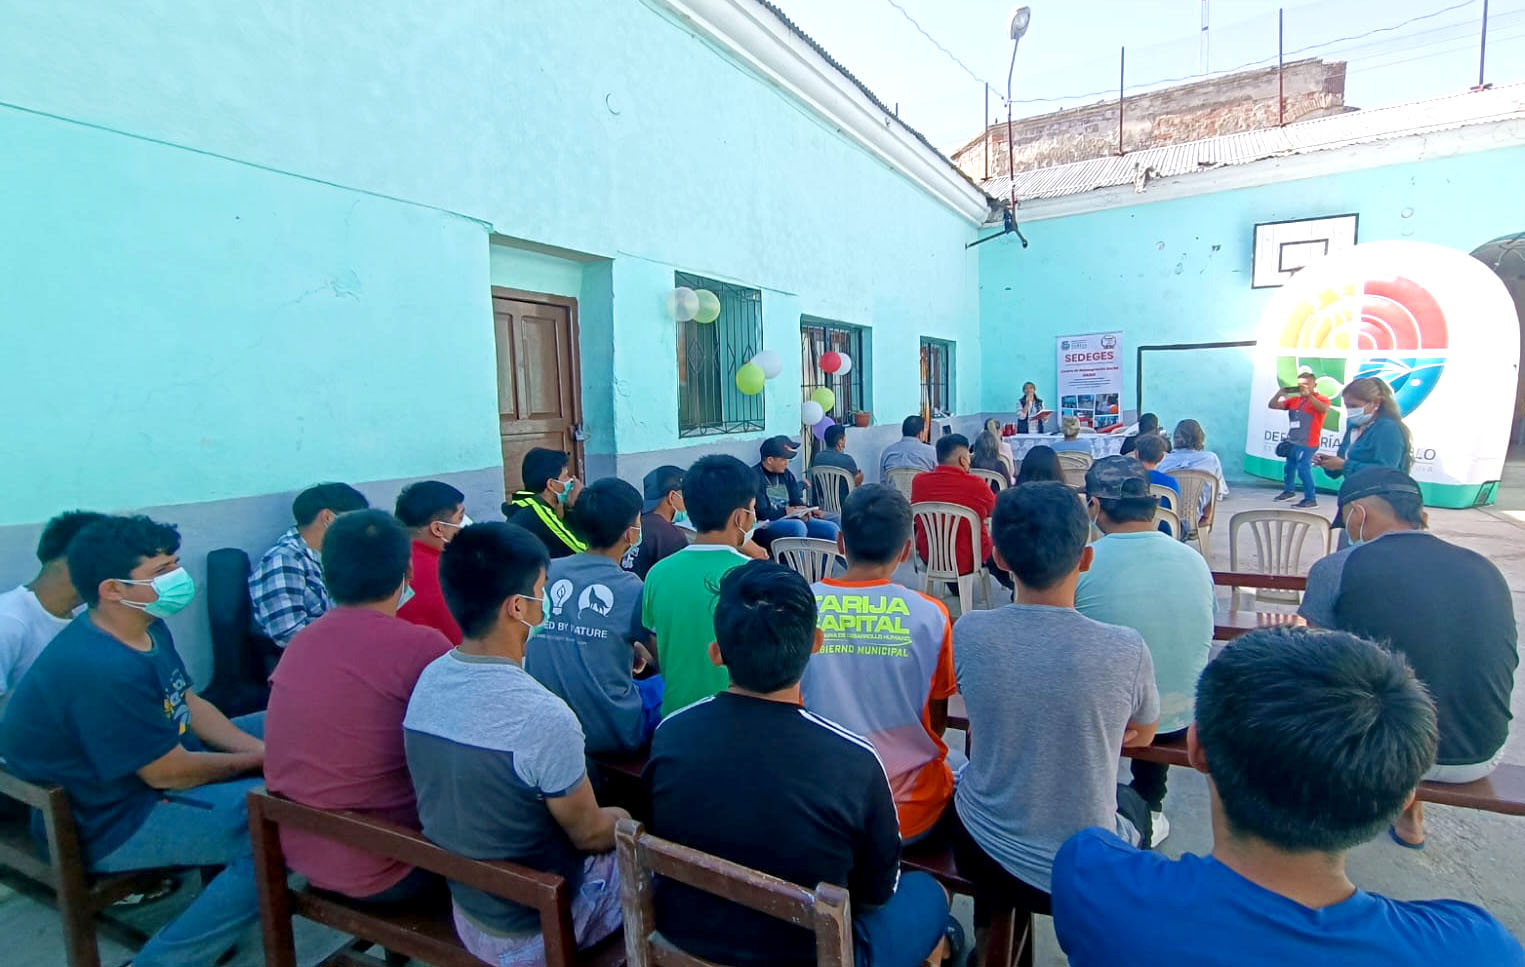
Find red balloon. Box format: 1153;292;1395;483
820;351;842;374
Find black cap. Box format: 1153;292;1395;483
1084;455;1152;500
760;435;801;459
1338;467;1422;505
641;465;686;514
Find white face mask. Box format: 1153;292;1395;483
739;509;757;546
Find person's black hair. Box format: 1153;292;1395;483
521;448;570;495
936;433;970;464
1196;627;1437;852
840;485;912;565
991;482;1088;590
901;415;926;438
293;483;369;527
394;480;465;529
1138;413;1160;435
439;522;549;639
683;454;756;533
713;561;818;693
67;515;182;607
1095;495;1158;524
322;510;412;605
568;478;643;550
1015;445;1063;485
824;424;847;449
1134;433;1168;465
36;511;107;564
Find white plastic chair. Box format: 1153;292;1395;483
1153;505;1181;539
1167;469;1219;558
910;502;991;616
998;454;1016;481
806;465;856;518
884;467;920;500
770;538;839;584
1057;451;1093;490
1228;510;1333;604
970;468;1008;493
1149;483;1177;506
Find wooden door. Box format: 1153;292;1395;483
491;288;583;497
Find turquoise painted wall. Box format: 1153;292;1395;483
979;146;1525;481
0;0;983;525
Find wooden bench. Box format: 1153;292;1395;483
0;767;184;967
247;790;624;967
1212;570;1307;640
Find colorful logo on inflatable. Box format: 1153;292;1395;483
1272;275;1448;431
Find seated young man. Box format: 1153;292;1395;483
0;509;104;712
0;515;266;967
627;465;690;579
1132;433;1178;505
395;479;470;643
801;485;956;842
503;447;588;559
265;510;452;903
809;423;864;508
405;522;630;966
642;454;757;716
250;481;370;647
909;433;1010;589
751;435;840;550
526;478;662;754
1052;627;1525;966
645;560;950;967
1075;456;1213;845
953;482;1158;930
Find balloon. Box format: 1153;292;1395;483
810;387;836;413
820;351;843;374
735;362;766;395
835;354;853;376
812;415;835;441
667;287;699;322
801;400;825;425
752;349;783;379
693;289;721;324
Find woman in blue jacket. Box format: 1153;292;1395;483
1316;376;1414;530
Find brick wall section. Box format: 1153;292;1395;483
956;59;1347;181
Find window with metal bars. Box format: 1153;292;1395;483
920;337;955;418
799;318;871;420
675;272;765;437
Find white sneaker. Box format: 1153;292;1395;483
1148;811;1171;847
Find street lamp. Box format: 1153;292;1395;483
1006;6;1031;221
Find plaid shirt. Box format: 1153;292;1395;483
249;527;330;647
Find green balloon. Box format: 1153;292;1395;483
810;387;836;412
736;362;766;396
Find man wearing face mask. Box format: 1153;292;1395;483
1300;469;1518;849
250;481;370;648
0;515;266;967
395;480;470;644
628;465;691;579
504;448;589;559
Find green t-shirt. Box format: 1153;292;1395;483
642;545;749;716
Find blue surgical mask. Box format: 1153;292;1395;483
398;583;416;608
1347;406;1374;427
119;567;197;618
673;510;690;527
517;593;549;633
1347;505;1369;546
551;479;573;506
628;526;643;552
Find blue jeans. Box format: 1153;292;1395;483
1282;444;1315;501
91;711;265;967
853;871;948;967
754;516;840;549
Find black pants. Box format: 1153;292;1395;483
1129;728;1188;812
350;867;449;908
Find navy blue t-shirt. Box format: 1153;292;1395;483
0;615;198;862
1053;829;1525;967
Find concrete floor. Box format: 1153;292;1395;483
5;457;1525;966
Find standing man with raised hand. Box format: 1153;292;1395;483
394;479;469;644
503;447;588;559
1269;370;1330;509
250;481;370;647
0;509;104;712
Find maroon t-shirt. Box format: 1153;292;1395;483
265;607;451;897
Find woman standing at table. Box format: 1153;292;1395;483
1017;382;1047;434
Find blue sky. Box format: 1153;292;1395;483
782;0;1525;150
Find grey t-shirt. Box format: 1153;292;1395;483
404;651;589;934
525;554;650;754
953;604;1158;892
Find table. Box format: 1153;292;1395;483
1005;433;1127;461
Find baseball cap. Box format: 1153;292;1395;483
1338;467;1422;505
641;465;686;514
1084;455;1152;500
759;435;801;459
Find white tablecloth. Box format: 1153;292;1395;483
1006;434;1128;461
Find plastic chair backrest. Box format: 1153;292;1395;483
1057;451;1093;489
806;465;856;517
1153;505;1181;539
998;454;1016;480
770;538;839;584
1229;510;1332;602
970;468;1007;493
1166;469;1218;528
1149;483;1177;508
910;502;983;580
884;467;920;499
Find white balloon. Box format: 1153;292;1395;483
801;400;825;425
667;287;699;322
752;349;784;379
835;354;853;376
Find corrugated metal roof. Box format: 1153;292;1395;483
981;84;1525;203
